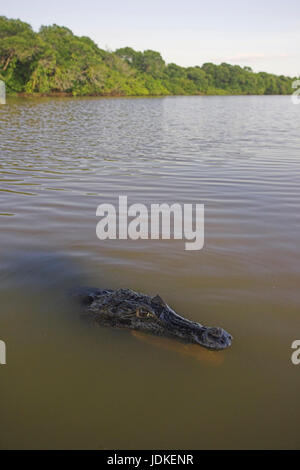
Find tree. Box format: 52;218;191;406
137;50;165;77
0;16;295;97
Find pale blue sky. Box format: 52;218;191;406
2;0;300;76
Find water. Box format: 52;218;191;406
0;95;299;449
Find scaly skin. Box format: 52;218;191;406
73;287;233;351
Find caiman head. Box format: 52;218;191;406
74;287;232;351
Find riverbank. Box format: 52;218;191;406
1;16;296;99
6;90;293;99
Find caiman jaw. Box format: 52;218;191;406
161;310;232;350
192;327;233;350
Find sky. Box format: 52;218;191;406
2;0;300;77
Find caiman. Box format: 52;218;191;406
73;287;232;351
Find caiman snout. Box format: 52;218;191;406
195;326;233;350
163;310;232;350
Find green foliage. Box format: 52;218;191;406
0;16;296;97
0;16;40;92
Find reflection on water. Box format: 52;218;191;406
0;96;300;449
132;331;224;366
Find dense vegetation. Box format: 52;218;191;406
0;16;296;97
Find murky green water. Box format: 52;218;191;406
0;96;299;449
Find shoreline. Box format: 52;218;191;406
6;91;293;99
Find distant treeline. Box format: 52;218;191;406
0;16;296;97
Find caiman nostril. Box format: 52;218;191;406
211;328;223;338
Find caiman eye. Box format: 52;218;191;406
136;309;155;319
146;312;155;318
